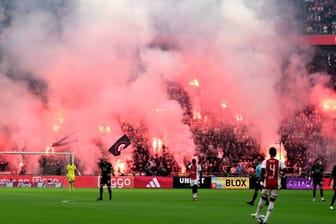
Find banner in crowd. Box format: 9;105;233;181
211;177;250;189
286;177;332;190
173;176;212;188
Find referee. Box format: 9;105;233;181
97;157;114;201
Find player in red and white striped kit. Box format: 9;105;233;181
251;147;285;224
188;158;202;201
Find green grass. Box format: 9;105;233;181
0;188;334;224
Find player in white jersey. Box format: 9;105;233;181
251;147;285;224
188;159;202;201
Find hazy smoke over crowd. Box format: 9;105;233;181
0;0;332;173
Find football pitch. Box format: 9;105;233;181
0;188;334;224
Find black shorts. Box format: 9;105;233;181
100;176;111;186
313;179;323;187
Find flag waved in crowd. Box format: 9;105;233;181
108;134;131;156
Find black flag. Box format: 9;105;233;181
108;134;131;156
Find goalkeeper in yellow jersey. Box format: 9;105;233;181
66;161;77;191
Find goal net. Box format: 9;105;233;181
0;151;74;175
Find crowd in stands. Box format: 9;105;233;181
120;122;180;177
110;79;334;177
298;0;336;34
190;123;261;177
279;105;328;175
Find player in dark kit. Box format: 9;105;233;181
311;159;325;202
97;157;114;201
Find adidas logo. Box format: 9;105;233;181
146;177;161;188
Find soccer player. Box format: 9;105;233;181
66;161;77;191
311;158;325;202
188;158;202;201
97;156;113;201
251;147;285;224
247;159;269;206
329;164;336;210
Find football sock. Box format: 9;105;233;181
108;188;112;200
252;192;257;202
331;193;336;206
192;185;197;194
255;198;266;216
264;201;274;223
99;187;103;198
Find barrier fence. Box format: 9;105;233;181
0;175;333;189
